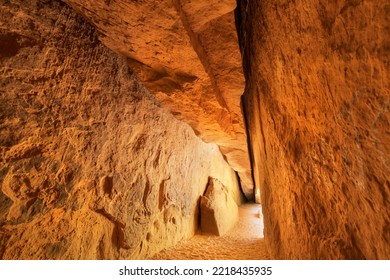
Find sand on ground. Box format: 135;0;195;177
151;203;271;260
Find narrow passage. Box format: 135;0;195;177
151;204;270;260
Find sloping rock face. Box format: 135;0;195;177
200;178;239;236
236;0;389;259
61;0;254;199
0;0;241;259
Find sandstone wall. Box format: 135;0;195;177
60;0;254;198
236;0;389;259
0;0;241;259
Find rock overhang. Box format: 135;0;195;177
62;0;255;199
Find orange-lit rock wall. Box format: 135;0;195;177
236;0;389;259
0;0;241;259
61;0;255;198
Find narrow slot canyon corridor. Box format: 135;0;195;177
0;0;388;261
151;204;269;260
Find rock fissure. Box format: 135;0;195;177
0;0;388;260
170;0;229;110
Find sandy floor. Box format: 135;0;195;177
151;203;271;260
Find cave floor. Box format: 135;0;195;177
150;203;270;260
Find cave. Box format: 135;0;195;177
0;0;388;260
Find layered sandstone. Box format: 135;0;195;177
61;0;254;198
0;0;242;259
236;0;389;259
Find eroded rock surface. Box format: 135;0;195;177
0;0;241;259
200;177;239;236
237;0;389;259
61;0;254;198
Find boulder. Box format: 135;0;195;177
200;178;239;236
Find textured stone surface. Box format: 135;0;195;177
236;0;389;259
200;178;239;236
0;0;241;259
61;0;254;198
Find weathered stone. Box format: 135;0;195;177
61;0;254;198
200;178;239;236
0;0;241;259
2;0;388;261
236;0;390;259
